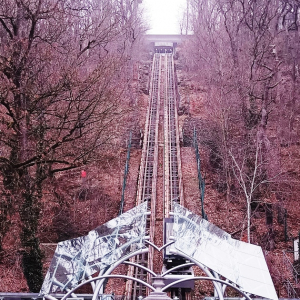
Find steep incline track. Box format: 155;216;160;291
126;53;183;298
164;54;184;216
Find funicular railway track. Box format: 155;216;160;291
126;53;183;299
164;54;183;216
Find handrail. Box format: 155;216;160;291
193;127;207;220
0;293;103;299
119;131;132;215
282;250;300;285
283;279;299;298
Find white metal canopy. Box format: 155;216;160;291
39;202;278;300
171;203;278;300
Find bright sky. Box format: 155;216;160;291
141;0;187;34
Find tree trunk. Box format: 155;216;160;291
19;183;44;292
247;198;251;243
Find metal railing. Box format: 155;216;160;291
283;250;300;285
0;294;115;300
119;132;132;215
164;54;183;216
283;279;299;299
282;250;300;298
127;53;162;299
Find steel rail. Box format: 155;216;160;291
165;54;183;215
127;53;162;298
128;53;184;299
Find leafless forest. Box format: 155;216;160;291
178;0;300;297
0;0;300;298
0;0;145;292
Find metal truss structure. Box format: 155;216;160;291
40;202;149;298
39;203;278;300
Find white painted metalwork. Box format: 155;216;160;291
61;275;155;300
92;248;150;300
40;203;148;297
172;203;278;300
39;202;278;300
162;277;252;300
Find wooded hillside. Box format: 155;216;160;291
1;0;300;298
177;0;300;296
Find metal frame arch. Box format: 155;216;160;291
94;239;175;298
169;248;224;300
92;248;149;300
161;276;252;300
41;233;256;300
123;261;156;277
58;275;155;300
144;239;175;252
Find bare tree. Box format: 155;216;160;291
229;138;269;243
0;0;144;291
180;0;289;242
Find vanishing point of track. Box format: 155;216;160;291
126;53;183;298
